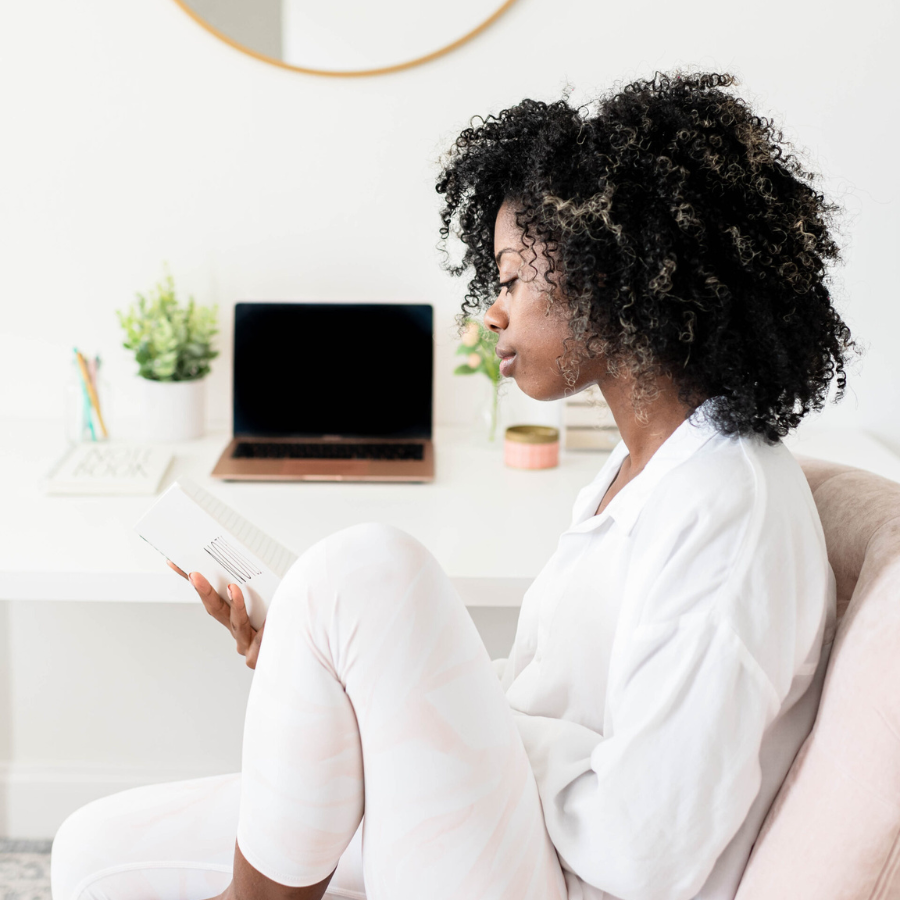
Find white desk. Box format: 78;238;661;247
3;420;900;609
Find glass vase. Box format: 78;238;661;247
476;377;501;444
65;357;109;443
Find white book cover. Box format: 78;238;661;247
134;478;298;629
45;443;173;495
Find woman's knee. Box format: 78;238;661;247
279;522;437;620
321;522;429;570
264;521;463;685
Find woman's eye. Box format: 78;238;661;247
499;277;517;292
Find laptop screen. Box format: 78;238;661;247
233;302;433;439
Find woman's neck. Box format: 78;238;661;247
597;373;696;474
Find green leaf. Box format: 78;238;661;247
117;269;219;382
454;364;478;375
484;356;500;382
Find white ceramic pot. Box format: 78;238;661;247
138;377;207;442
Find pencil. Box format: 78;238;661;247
74;348;109;438
81;382;97;441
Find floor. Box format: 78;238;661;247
0;840;52;900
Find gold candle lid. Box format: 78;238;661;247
504;425;560;445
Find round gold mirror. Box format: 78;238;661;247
173;0;519;77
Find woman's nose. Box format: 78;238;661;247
483;296;508;333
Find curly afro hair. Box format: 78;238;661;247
436;71;856;441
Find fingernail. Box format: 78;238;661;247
227;585;234;600
189;573;198;586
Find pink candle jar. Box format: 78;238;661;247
504;425;560;470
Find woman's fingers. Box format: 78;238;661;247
169;564;260;663
189;571;233;629
228;584;256;657
245;622;265;670
228;585;264;667
167;560;189;580
170;562;233;631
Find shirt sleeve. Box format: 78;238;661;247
513;614;779;900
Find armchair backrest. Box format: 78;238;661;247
736;457;900;899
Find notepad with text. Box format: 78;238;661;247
134;478;298;629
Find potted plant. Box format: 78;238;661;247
455;318;501;441
117;271;219;441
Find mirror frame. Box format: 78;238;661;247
171;0;520;77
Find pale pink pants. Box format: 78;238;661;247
51;524;568;900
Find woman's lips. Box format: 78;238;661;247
498;352;517;377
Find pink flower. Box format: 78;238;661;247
461;321;480;347
467;352;481;369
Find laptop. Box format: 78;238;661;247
211;302;435;482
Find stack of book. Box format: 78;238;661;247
563;385;621;451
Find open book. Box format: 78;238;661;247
134;478;298;629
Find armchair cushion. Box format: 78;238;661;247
736;458;900;899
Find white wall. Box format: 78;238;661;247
0;601;252;837
0;606;10;830
0;0;898;446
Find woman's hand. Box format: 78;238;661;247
167;561;265;669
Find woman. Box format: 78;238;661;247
51;72;853;900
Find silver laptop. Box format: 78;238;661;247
212;302;434;482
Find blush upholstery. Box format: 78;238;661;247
736;457;900;899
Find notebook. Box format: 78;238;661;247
45;443;173;495
134;478;297;629
211;302;435;482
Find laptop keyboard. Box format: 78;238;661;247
233;442;425;462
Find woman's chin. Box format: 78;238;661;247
513;378;570;403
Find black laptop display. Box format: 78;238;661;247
233;302;433;438
212;302;436;482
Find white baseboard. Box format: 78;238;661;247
0;761;228;839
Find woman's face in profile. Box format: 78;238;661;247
485;201;601;401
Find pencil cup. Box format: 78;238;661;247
65;356;108;443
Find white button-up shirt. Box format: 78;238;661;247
497;405;836;900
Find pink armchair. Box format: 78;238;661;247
736;457;900;898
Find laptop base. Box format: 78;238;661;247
211;437;434;483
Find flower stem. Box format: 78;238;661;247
489;380;499;441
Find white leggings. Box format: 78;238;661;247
51;524;569;900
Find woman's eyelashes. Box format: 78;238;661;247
499;277;517;293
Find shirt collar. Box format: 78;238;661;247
567;400;722;537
